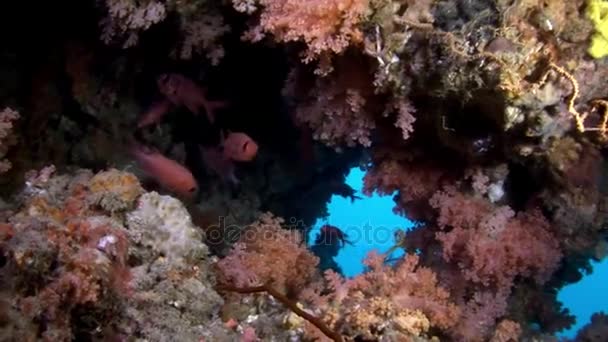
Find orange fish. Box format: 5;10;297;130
130;141;198;199
222;132;259;162
156;73;226;123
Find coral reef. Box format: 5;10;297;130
0;167;238;341
0;107;19;174
0;0;607;340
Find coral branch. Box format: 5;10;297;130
216;284;344;342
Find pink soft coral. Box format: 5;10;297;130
216;213;319;297
287;57;379;149
300;251;460;340
360;251;461;330
363;155;449;221
236;0;370;71
452;288;510;341
431;186;563;289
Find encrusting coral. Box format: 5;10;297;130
0;107;19;174
0;167;244;341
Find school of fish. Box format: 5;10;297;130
131;73;259;199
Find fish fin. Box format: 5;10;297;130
137;99;171;129
201;87;227;123
128;135;156;156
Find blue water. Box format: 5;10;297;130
558;259;608;338
308;168;412;276
307;167;608;337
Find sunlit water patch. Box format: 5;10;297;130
557;259;608;338
307;167;413;277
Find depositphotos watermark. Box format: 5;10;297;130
203;216;400;246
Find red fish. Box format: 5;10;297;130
222;132;259;162
129;141;198;199
156;73;226;123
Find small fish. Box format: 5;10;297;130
222;132;259;162
329;181;361;203
129;141;198;199
137;99;172;129
156;73;226;123
315;225;353;247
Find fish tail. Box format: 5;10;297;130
126;134;154;158
137;99;171;129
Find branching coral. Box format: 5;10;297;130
363;150;452;221
390;96;417;141
431;186;563;288
235;0;370;72
490;319;522;342
100;0;167;47
174;11;230;65
452;289;511;341
216;283;344;342
286;56;379;149
299;251;460;340
99;0;229;64
363;156;567;340
216;212;320;297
